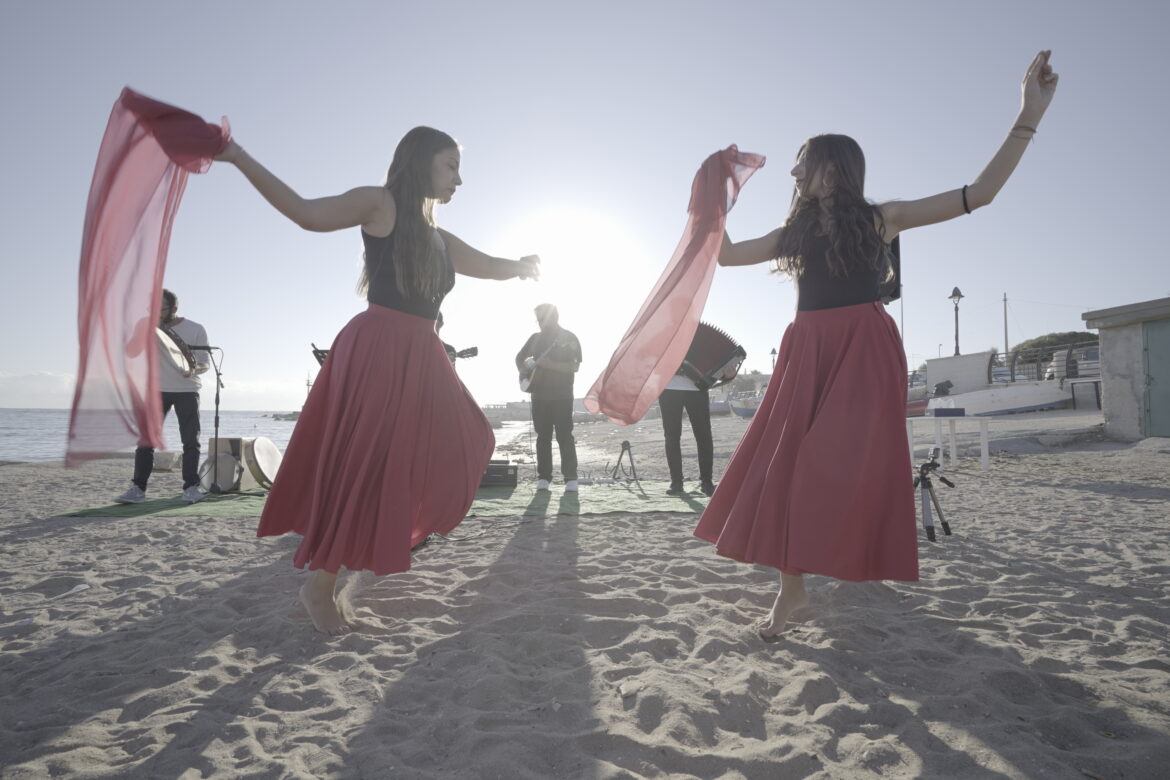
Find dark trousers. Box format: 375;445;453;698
134;392;201;490
659;388;713;485
531;398;577;481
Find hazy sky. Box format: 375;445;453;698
2;0;1167;411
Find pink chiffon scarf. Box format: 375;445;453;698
66;88;228;466
584;146;765;424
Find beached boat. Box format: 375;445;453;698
709;397;731;416
906;397;930;417
906;382;931;417
730;394;762;419
919;350;1088;417
926;380;1073;417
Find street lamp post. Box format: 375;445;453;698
949;287;964;356
770;348;777;371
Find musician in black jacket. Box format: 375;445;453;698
515;303;581;491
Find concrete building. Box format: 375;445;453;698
1082;297;1170;440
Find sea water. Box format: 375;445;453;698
0;409;530;463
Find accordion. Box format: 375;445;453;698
678;322;746;391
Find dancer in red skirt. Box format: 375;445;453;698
216;127;539;634
695;51;1059;638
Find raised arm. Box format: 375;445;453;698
215;140;391;234
438;229;540;281
879;50;1059;240
717;228;782;267
191;322;211;374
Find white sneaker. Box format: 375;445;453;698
182;485;206;504
564;480;579;492
114;484;146;504
536;479;550;491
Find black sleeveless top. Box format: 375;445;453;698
795;231;883;311
363;229;454;320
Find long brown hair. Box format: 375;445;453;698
773;134;891;281
359;126;458;301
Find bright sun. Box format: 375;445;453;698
448;206;666;404
495;206;658;326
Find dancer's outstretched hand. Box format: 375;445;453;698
517;255;541;281
1022;50;1058;116
215;139;243;163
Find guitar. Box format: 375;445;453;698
518;340;562;392
519;357;542;392
446;345;478;364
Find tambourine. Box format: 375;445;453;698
199;452;243;493
198;437;283;492
242;437;283;489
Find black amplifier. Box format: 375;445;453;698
480;459;518;487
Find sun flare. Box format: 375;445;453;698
443;206;666;403
495;206;657;323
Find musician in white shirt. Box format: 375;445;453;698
114;289;211;505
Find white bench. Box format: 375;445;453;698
906;416;994;472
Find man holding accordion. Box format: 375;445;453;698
660;322;745;497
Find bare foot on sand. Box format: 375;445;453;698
758;573;809;640
301;570;350;636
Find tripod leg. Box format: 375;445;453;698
927;483;951;535
920;480;936;542
611;446;630;481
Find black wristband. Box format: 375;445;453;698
961;184;971;215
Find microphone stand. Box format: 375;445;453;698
192;347;226;493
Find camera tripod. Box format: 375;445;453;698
608;440;639;483
913;447;954;542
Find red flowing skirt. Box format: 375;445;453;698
694;302;917;582
258;304;494;575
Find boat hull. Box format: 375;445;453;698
730;400;759;418
906;398;930;417
926;381;1072;417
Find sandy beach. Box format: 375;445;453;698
2;408;1168;779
